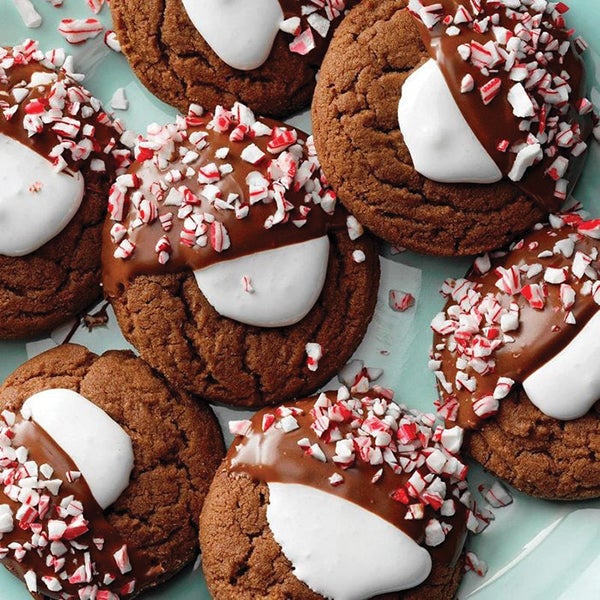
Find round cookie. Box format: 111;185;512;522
431;214;600;499
109;0;355;117
0;41;128;339
200;386;473;599
312;0;594;255
0;343;225;598
102;104;380;408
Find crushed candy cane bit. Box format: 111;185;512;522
305;342;323;372
389;289;415;312
13;0;42;28
58;18;104;44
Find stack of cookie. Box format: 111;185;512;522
0;0;598;598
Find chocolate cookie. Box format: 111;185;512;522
0;41;128;339
200;387;473;599
109;0;354;117
0;343;225;598
102;104;380;408
431;215;600;499
312;0;594;255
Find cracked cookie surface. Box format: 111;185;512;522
110;0;342;117
466;390;600;500
0;343;225;591
200;468;465;600
108;230;380;408
0;173;107;339
312;0;548;256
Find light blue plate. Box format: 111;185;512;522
0;0;599;598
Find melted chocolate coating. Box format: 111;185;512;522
411;0;592;211
102;115;346;298
1;417;157;599
434;221;600;429
0;58;119;173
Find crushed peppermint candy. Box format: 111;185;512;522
58;18;104;44
12;0;42;28
431;214;600;426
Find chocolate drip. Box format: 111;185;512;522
227;394;467;567
410;0;592;211
435;225;600;429
1;417;157;599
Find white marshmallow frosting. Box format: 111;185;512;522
0;133;84;257
266;482;432;599
398;59;502;184
181;0;284;70
21;389;134;510
523;310;600;421
194;236;329;327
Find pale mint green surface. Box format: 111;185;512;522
0;1;599;599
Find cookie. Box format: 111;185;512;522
101;104;380;408
109;0;354;117
431;214;600;499
0;343;225;599
200;386;475;599
312;0;594;255
0;41;128;339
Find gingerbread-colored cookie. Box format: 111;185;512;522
0;42;127;339
200;388;472;599
109;0;355;117
312;0;593;255
465;390;600;500
102;105;380;408
431;215;600;499
0;343;225;598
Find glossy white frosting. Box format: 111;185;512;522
180;0;284;70
523;310;600;420
21;389;134;510
398;59;502;184
0;133;84;256
194;236;329;327
266;482;432;599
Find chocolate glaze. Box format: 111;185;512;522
1;416;158;599
102;116;346;298
227;394;467;568
435;223;600;429
410;0;592;211
0;57;119;174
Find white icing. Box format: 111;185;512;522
523;310;600;420
398;59;502;184
193;236;329;327
180;0;284;70
21;389;134;510
0;133;84;256
266;482;432;599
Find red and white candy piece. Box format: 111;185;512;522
58;18;104;44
